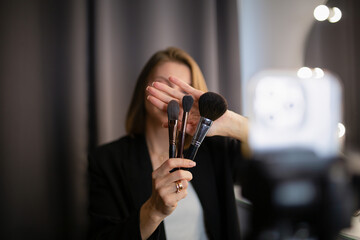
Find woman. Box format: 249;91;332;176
88;47;249;239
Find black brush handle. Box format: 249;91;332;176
169;144;195;173
169;144;180;173
169;144;176;159
176;130;185;158
177;112;189;158
184;144;198;161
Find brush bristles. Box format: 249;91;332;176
167;100;180;120
198;92;228;121
182;95;194;112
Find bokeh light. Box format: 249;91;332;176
297;67;312;79
338;122;346;138
314;68;324;78
314;5;330;21
329;7;342;23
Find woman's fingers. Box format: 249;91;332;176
146;76;204;110
152;81;185;100
167;169;193;184
156;180;189;208
168;76;204;99
146;76;205;136
150;159;194;216
147;95;168;112
147;76;204;106
154;158;196;178
146;85;178;105
174;179;188;193
158;179;189;196
146;83;184;113
172;180;188;200
154;169;193;189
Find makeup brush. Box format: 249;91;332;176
177;95;194;158
184;92;228;161
167;100;180;158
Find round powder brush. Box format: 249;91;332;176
185;92;228;160
198;92;228;121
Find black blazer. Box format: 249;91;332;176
88;134;244;239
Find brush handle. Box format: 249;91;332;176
176;130;185;158
177;112;189;158
170;117;211;172
168;120;178;159
169;144;176;158
184;117;212;161
170;144;197;172
184;144;198;161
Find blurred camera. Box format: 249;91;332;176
241;69;355;240
247;69;342;158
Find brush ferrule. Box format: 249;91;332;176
191;117;212;146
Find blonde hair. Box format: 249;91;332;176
125;47;208;138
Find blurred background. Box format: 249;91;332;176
0;0;359;239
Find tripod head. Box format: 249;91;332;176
241;150;355;240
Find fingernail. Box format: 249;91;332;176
189;161;196;167
146;86;149;91
151;82;155;86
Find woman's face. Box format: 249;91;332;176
145;61;192;127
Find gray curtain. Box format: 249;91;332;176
0;0;241;239
0;0;88;239
94;0;242;146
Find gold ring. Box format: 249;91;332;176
175;181;183;193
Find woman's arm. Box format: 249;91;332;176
215;110;251;157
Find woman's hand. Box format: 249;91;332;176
140;158;196;239
146;76;204;136
146;76;249;142
146;76;225;137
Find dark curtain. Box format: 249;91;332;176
304;0;360;152
0;0;88;239
0;0;241;239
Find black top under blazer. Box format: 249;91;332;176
88;134;245;239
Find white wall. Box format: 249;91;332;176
237;0;325;114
